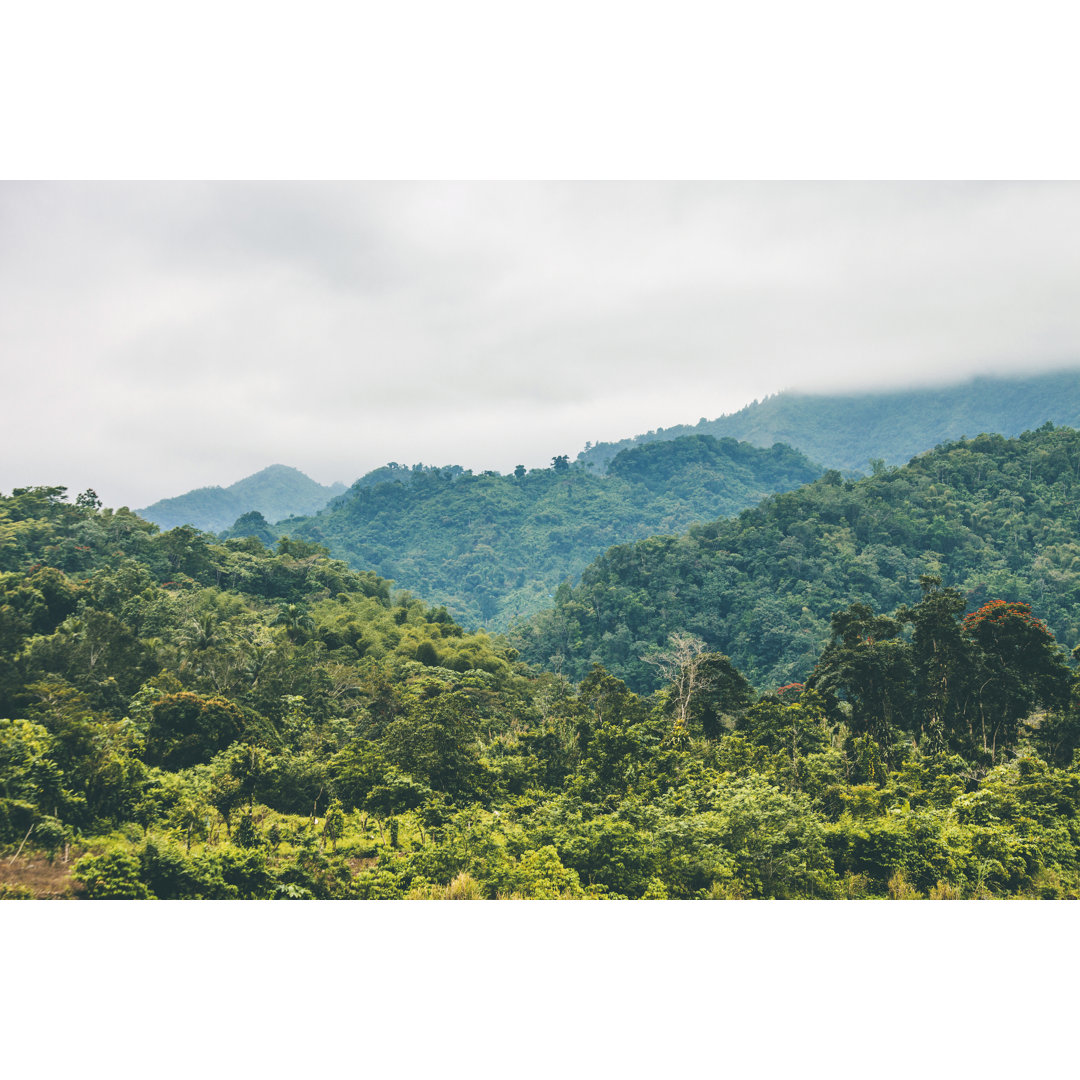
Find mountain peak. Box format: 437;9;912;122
138;466;347;533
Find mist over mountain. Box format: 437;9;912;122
137;465;346;533
576;369;1080;476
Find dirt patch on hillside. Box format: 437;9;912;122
0;854;82;899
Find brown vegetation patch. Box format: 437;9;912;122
0;852;84;899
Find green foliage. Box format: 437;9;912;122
522;425;1080;692
145;692;246;770
382;686;485;798
322;799;345;850
0;718;69;839
220;511;277;547
0;883;35;899
9;471;1080;901
280;436;820;630
704;777;838;898
234;813;262;849
74;849;152;899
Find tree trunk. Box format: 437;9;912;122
10;823;34;863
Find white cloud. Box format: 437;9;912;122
3;181;1080;507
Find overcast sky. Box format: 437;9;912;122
3;181;1080;509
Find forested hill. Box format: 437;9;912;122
8;481;1080;901
138;465;346;533
275;436;821;631
10;480;1080;902
518;423;1080;693
576;369;1080;475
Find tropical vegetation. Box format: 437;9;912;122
521;424;1080;692
6;446;1080;900
277;435;820;629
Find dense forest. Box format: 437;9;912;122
138;465;346;533
521;424;1080;693
274;435;821;629
577;369;1080;476
5;450;1080;900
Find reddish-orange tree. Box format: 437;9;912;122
962;600;1071;760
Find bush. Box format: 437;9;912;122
234;814;263;850
74;850;152;899
138;841;203;899
446;871;483;899
0;883;35;899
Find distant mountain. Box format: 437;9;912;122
577;369;1080;476
138;465;347;533
279;435;822;630
522;422;1080;693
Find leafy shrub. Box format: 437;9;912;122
74;850;152;899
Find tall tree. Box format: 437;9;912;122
809;602;914;764
962;600;1071;760
897;576;971;751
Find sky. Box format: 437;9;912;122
4;180;1080;509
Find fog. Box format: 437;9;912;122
2;181;1079;508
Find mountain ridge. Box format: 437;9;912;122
276;434;822;630
576;368;1080;475
520;422;1080;693
137;464;346;533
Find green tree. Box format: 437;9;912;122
221;741;270;812
809;603;915;764
0;718;68;840
329;739;389;810
208;768;244;839
145;692;246;769
74;850;152;899
738;689;831;791
383;688;484;797
271;603;315;643
897;576;970;751
234;813;262;849
34;816;69;863
322;798;345;851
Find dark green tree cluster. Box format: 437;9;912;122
809;578;1074;767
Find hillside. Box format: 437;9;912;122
274;436;822;630
519;423;1080;692
5;482;1080;901
577;369;1080;475
138;465;346;533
